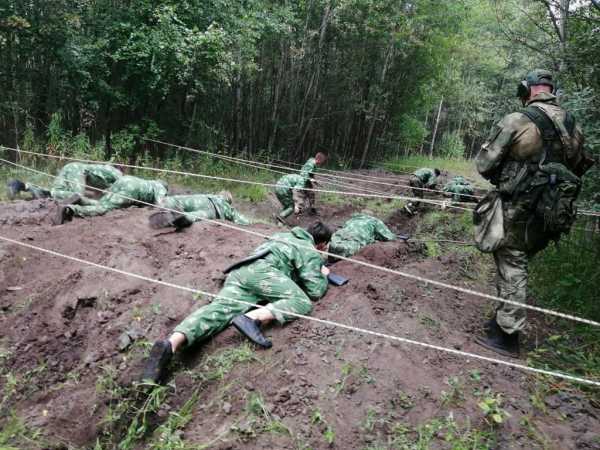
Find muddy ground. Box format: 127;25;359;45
0;170;598;449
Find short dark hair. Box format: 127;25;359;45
315;152;327;164
434;168;441;176
306;221;332;245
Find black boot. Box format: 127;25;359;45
141;340;173;384
7;179;26;199
53;205;74;225
231;315;272;349
475;320;520;358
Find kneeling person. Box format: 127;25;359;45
142;222;332;383
55;175;168;224
329;213;396;258
149;191;251;229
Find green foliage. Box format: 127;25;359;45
438;131;466;159
478;393;511;426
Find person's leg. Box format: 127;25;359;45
69;191;131;218
51;173;86;200
329;236;361;258
275;188;294;219
494;246;528;334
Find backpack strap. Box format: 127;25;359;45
521;105;576;163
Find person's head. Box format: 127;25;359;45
306;221;332;250
218;190;233;204
517;69;554;105
315;152;327;166
434;168;441;176
157;180;169;191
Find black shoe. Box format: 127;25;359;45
171;213;193;230
149;211;177;229
53;205;74;225
7;179;25;199
475;326;520;358
231;315;272;349
141;340;173;384
61;193;82;205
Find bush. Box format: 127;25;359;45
438;130;465;159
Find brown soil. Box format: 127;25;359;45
0;170;598;450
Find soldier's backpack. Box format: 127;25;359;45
521;105;581;238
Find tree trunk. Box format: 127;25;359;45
429;96;444;158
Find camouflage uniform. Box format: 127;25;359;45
275;174;312;219
174;227;328;346
329;214;396;257
159;194;251;225
476;92;591;334
443;176;474;202
300;157;317;180
27;162;122;200
69;175;167;217
409;168;438;199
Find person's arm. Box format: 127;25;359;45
300;158;316;181
475;114;519;183
296;252;328;300
226;205;252;225
374;219;396;241
425;174;437;188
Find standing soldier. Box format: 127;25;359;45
54;175;168;224
7;162;122;201
148;191;252;229
329;213;396;258
474;69;593;357
274;174;314;222
142;222;332;383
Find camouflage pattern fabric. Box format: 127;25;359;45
160;194;251;225
443;177;474;201
476;92;591;334
329;214;396;257
27;162;122;200
173;227;327;346
409;168;438;199
275;174;312;218
69;175;167;217
299;157;317;180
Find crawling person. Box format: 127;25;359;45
148;190;251;229
329;212;396;259
299;152;327;180
142;222;332;384
54;175;168;224
443;176;475;202
7;162;122;201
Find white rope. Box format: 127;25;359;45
1;234;598;387
2;157;599;329
0;146;474;212
146;138;484;199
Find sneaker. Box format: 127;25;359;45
231;315;272;349
141;340;173;383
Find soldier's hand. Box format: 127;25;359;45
294;205;300;214
321;266;330;276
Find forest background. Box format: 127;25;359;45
1;0;600;377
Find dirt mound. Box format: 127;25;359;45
0;170;598;449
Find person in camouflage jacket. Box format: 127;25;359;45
443;176;475;202
54;175;168;224
7;162;122;201
142;222;332;383
149;191;252;229
329;213;396;258
409;168;441;199
474;69;593;357
274;173;314;220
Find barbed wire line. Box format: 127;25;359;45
0;234;598;387
2;158;599;329
0;146;475;212
144;139;484;200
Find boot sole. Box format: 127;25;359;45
474;336;519;359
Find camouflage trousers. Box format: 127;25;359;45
409;176;424;199
70;191;139;217
493;246;528;334
174;260;313;346
275;187;312;219
329;236;362;258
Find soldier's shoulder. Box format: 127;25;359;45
499;111;532;129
